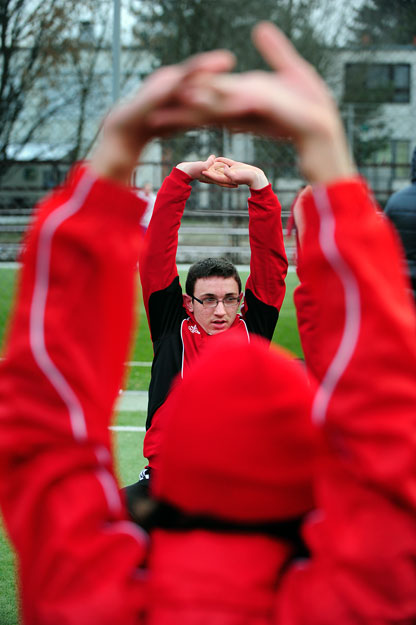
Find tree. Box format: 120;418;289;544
0;0;119;181
341;1;416;166
64;8;112;163
0;1;79;178
349;0;416;45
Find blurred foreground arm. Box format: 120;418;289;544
276;172;416;623
208;22;416;624
0;166;148;625
0;53;234;625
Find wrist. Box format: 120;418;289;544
249;170;269;190
176;162;198;179
89;128;145;185
171;166;193;184
299;120;356;185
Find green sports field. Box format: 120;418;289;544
0;265;302;624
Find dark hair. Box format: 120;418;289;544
185;257;242;296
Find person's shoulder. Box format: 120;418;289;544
385;184;416;213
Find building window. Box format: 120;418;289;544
362;139;410;179
394;139;411;178
345;63;410;103
23;166;37;183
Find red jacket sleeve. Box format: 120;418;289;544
139;167;192;320
243;184;288;311
276;179;416;623
0;164;148;625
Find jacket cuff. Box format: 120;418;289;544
249;183;273;197
64;162;147;227
171;167;194;185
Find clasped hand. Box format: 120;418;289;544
177;156;269;190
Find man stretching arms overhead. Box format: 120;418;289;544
125;155;288;514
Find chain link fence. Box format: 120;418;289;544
0;123;411;246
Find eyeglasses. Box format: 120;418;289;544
192;294;242;309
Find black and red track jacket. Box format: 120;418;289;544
139;167;288;469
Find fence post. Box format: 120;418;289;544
346;103;355;159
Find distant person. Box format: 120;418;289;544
124;155;288;513
137;181;157;233
384;146;416;300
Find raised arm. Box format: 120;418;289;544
139;156;217;319
245;175;287;335
203;156;288;339
0;169;149;625
0;52;235;625
250;24;416;624
276;176;416;624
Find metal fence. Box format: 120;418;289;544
0;150;410;258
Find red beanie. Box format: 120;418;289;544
153;333;321;522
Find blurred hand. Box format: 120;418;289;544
90;51;235;184
181;23;356;184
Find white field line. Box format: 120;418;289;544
127;361;152;366
0;356;153;366
1;263;295;272
109;425;145;432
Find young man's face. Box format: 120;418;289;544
186;276;241;335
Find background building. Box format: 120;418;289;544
330;43;416;202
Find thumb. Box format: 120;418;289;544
204;154;216;168
221;164;238;180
